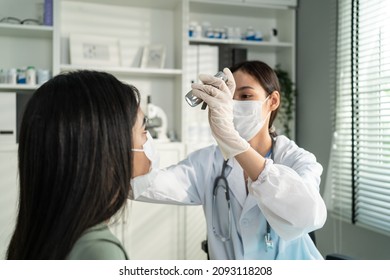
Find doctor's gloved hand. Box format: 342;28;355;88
191;68;250;160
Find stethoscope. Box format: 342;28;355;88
212;141;274;252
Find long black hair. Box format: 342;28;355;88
7;70;140;259
230;60;281;137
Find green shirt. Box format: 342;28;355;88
66;223;129;260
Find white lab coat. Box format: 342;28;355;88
132;135;327;259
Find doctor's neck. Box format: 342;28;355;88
248;129;273;158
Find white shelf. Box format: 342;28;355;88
60;64;182;78
189;37;293;48
190;0;292;10
61;0;181;9
0;23;53;38
0;84;38;91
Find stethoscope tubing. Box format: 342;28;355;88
212;138;275;245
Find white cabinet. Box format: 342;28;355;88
0;93;16;144
0;145;18;259
186;0;296;137
187;1;295;69
0;0;54;92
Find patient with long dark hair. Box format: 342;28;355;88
7;70;151;259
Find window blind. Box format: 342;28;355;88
326;0;390;236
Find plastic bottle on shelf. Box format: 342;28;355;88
0;69;6;84
206;27;214;39
245;26;256;40
214;28;222;39
226;26;234;39
7;68;17;84
201;22;211;38
188;24;195;38
37;69;50;85
255;31;263;41
17;68;26;84
195;24;202;39
189;21;202;38
189;21;197;38
234;27;242;40
26;66;36;85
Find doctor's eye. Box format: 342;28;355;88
240;94;253;99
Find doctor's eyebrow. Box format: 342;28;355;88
236;86;256;91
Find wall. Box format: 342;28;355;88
296;0;390;259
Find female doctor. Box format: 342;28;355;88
131;60;327;259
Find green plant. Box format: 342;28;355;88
274;64;296;138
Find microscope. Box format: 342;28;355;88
146;96;169;142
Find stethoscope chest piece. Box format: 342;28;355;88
265;232;273;252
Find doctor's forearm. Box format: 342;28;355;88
133;168;203;205
235;148;266;181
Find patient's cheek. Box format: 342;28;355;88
132;152;151;178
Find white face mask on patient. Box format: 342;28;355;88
233;97;270;141
129;131;160;198
132;131;160;170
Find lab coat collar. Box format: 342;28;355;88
243;182;259;215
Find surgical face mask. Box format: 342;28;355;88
132;131;160;170
233;97;270;141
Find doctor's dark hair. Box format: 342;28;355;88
7;70;140;260
230;60;281;137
